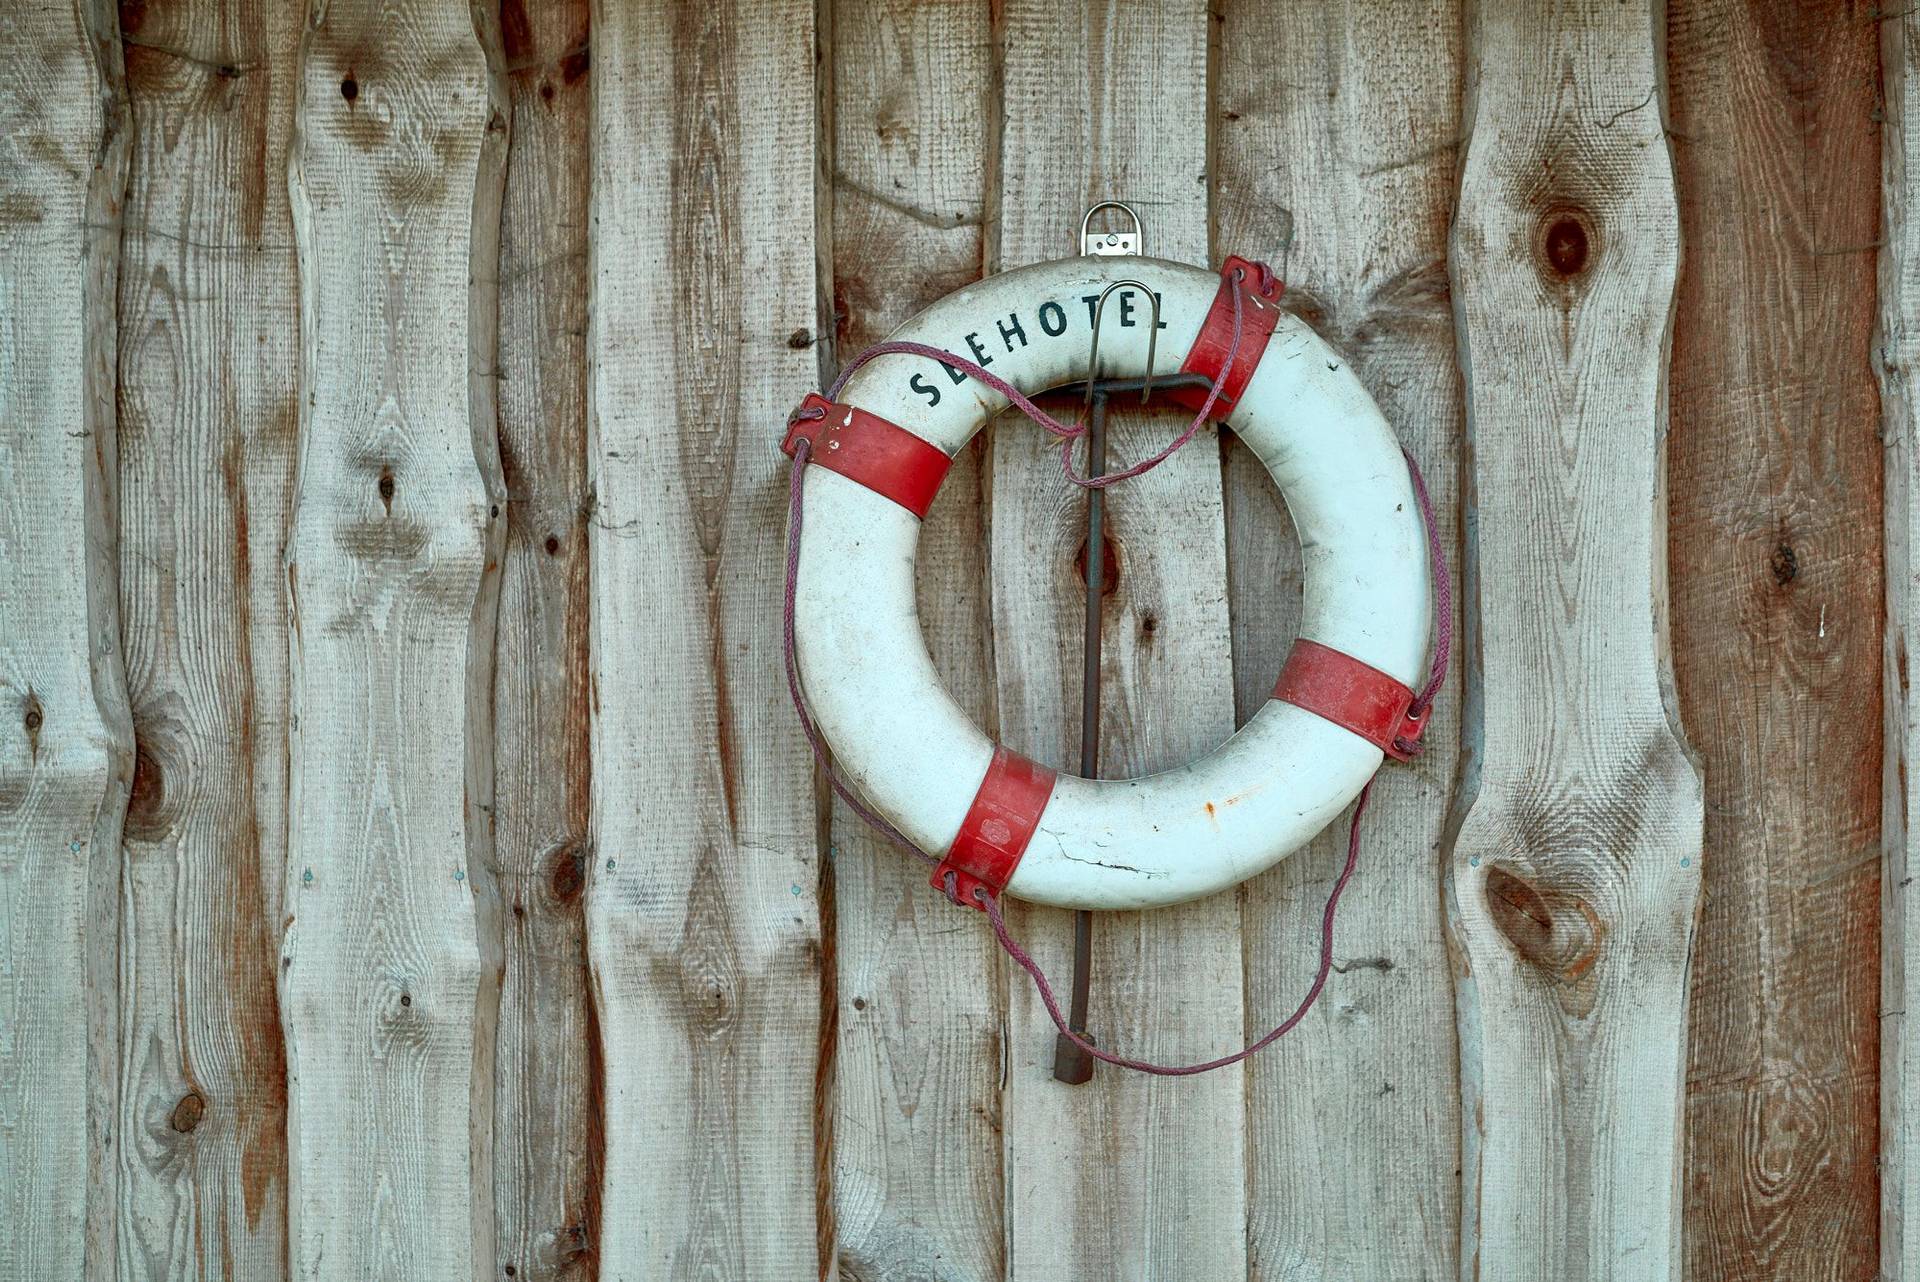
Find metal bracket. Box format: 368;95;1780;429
1080;201;1144;256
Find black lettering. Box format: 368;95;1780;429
996;312;1028;351
1038;301;1068;336
909;372;942;407
964;331;993;367
940;360;967;386
1152;291;1169;329
1082;295;1101;327
1118;290;1137;327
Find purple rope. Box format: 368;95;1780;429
971;783;1370;1077
782;259;1452;1076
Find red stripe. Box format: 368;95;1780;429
1273;638;1426;762
1168;255;1285;415
782;393;952;519
934;747;1057;909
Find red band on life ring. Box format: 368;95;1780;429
934;747;1057;909
1167;255;1285;416
782;393;952;519
1273;638;1427;762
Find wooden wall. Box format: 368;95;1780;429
0;0;1898;1278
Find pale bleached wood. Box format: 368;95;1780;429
1665;6;1883;1279
991;3;1244;1278
1886;11;1920;1281
491;1;597;1277
1447;1;1703;1278
825;1;1004;1278
1213;2;1465;1277
0;2;133;1278
584;1;823;1276
112;2;301;1275
280;1;507;1276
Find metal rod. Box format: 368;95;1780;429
1053;389;1107;1086
1044;370;1221;1086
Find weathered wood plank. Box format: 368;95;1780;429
1447;2;1704;1278
0;2;133;1278
1885;9;1920;1281
1212;2;1465;1276
280;1;506;1276
584;1;823;1276
112;2;300;1274
992;3;1244;1278
825;1;1004;1278
492;1;597;1277
1665;3;1883;1278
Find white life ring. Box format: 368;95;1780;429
784;254;1433;911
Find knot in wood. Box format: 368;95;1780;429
1536;207;1596;281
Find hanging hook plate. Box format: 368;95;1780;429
1080;200;1144;257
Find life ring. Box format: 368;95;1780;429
782;254;1434;912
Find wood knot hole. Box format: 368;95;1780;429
340;75;358;102
169;1091;205;1133
1539;212;1592;279
1483;863;1604;983
1770;542;1798;586
548;844;586;903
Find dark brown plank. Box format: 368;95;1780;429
493;0;598;1277
1667;2;1883;1276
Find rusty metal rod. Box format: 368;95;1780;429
1053;390;1107;1085
1048;372;1216;1086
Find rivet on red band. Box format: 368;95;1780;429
934;746;1057;909
1167;255;1285;416
1273;638;1426;762
782;392;952;519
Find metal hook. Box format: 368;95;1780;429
1084;280;1160;408
1080;201;1144;257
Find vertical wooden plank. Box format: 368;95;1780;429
1885;9;1920;1280
492;2;597;1277
0;1;132;1278
1448;1;1704;1278
584;2;822;1276
112;1;300;1274
1212;2;1465;1277
281;0;506;1276
825;1;1004;1277
1666;3;1883;1278
991;4;1244;1279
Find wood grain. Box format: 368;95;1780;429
112;1;300;1274
1212;2;1466;1277
583;1;824;1276
0;2;133;1278
1885;9;1920;1281
280;0;506;1275
1666;3;1884;1278
991;3;1245;1278
1447;0;1704;1277
492;1;598;1277
824;1;1005;1278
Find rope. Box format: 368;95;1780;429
781;261;1451;1076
